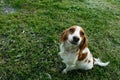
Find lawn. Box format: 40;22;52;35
0;0;120;80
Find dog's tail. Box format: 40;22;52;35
93;58;110;67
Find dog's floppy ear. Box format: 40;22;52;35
79;35;88;50
60;30;68;42
78;35;88;60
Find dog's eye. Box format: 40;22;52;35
69;28;75;33
80;31;84;36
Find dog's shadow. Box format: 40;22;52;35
59;65;108;76
59;66;92;75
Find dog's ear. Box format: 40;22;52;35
60;30;68;42
79;35;88;50
78;35;88;60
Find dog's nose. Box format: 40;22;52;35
73;36;79;42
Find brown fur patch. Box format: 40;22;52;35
60;30;68;42
88;60;91;63
79;35;88;50
79;27;88;50
69;27;75;34
78;52;88;61
80;30;84;36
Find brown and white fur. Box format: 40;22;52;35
58;25;109;74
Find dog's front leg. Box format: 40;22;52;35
62;65;76;74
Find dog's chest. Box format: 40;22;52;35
60;47;78;65
59;43;79;65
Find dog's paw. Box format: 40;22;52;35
62;69;67;74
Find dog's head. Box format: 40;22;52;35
60;25;87;50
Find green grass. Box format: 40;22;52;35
0;0;120;80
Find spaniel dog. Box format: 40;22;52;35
59;25;109;74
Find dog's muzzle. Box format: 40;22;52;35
71;36;79;45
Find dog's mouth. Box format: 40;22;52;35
70;41;78;45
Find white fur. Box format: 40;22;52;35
94;58;110;66
59;26;109;74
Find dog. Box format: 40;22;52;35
58;25;109;74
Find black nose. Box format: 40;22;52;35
73;36;79;42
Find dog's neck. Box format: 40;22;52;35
63;41;79;53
